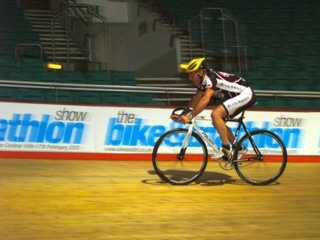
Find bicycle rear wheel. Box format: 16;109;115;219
152;128;208;185
234;129;287;185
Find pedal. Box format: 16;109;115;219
218;159;234;170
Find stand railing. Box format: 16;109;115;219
51;1;109;71
188;8;247;74
0;79;319;107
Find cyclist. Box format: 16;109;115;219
172;57;256;160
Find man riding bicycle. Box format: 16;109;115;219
172;57;256;160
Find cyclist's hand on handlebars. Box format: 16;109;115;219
170;107;193;123
180;115;191;124
170;114;181;122
170;114;190;123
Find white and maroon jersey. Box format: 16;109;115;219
198;70;251;100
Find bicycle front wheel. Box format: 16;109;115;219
234;129;287;185
152;128;208;185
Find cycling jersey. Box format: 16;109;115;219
197;69;256;117
198;70;249;98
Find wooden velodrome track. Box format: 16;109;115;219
0;158;319;240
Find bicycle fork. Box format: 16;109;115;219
177;124;194;160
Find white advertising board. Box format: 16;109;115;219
0;102;319;157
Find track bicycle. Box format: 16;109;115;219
152;108;287;185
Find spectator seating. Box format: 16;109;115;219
0;0;318;108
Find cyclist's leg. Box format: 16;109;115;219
211;106;235;146
212;87;255;158
211;105;234;160
211;105;229;146
211;95;251;147
224;88;256;157
227;126;235;144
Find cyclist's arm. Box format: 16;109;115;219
187;89;203;108
192;88;214;116
183;88;214;122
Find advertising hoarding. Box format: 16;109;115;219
0;102;319;162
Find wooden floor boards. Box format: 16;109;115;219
0;159;319;239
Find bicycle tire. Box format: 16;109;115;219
233;129;287;185
152;128;208;185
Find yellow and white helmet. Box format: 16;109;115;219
179;57;207;73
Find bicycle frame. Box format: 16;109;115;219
188;123;220;153
185;111;263;161
226;112;263;161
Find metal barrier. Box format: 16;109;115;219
0;80;319;107
51;1;109;71
188;8;247;73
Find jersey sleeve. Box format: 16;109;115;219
197;74;219;92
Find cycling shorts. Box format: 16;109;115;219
222;87;256;118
